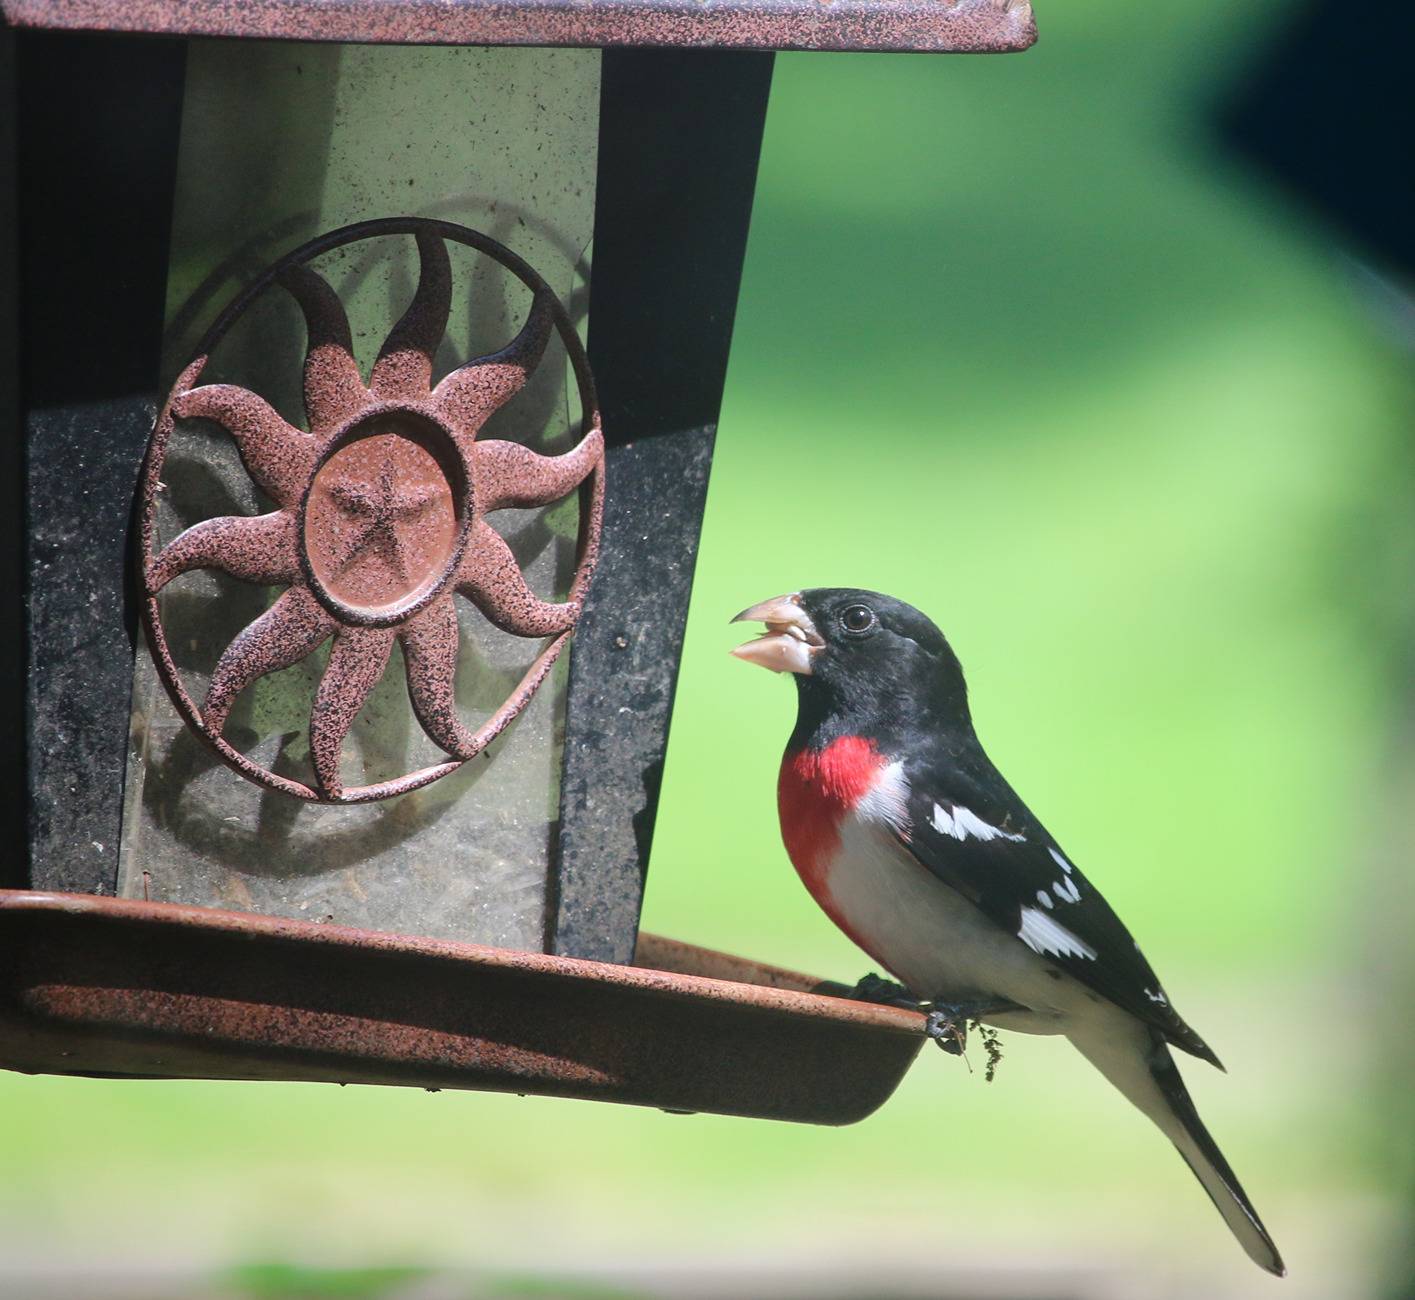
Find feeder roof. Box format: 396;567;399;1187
1;0;1037;55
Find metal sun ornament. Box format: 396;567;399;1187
139;218;604;804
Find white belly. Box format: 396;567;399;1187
823;813;1099;1035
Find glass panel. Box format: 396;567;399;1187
117;42;599;951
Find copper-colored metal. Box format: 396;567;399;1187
0;892;926;1125
140;218;605;803
0;0;1039;55
634;932;846;993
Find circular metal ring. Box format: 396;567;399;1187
139;217;605;803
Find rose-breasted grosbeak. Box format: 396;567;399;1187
731;588;1284;1277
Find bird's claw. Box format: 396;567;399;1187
848;975;970;1056
924;1006;969;1056
835;976;1002;1063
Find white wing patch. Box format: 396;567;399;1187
1018;906;1097;961
931;802;1025;844
1144;986;1169;1006
1053;875;1081;903
1035;890;1053;910
856;760;911;833
1048;847;1074;875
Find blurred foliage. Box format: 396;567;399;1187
213;1264;649;1300
2;1;1410;1297
216;1263;431;1299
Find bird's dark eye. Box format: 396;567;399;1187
839;604;877;635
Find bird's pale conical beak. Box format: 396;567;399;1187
729;593;823;675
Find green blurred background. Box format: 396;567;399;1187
4;1;1412;1296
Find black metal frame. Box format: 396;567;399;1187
551;49;774;961
0;30;21;888
12;32;187;893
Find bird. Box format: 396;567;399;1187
730;587;1284;1277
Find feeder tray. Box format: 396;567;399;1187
0;891;926;1125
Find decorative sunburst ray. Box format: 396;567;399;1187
203;587;337;737
309;627;397;796
456;521;580;638
148;511;299;591
400;598;479;759
142;221;604;802
277;263;365;434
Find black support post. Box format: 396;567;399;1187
551;49;774;961
1;30;22;887
17;33;187;892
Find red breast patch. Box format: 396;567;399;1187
778;736;886;920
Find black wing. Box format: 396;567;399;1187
897;744;1221;1067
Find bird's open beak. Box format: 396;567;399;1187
729;593;824;675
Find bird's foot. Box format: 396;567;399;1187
924;1005;970;1056
922;1000;1021;1066
847;972;924;1011
829;976;1012;1073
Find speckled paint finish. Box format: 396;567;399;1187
140;218;605;803
0;891;926;1121
302;422;462;613
369;231;453;399
278;263;367;436
2;0;1038;54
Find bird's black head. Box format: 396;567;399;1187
731;587;971;746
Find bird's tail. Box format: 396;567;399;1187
1068;1018;1286;1277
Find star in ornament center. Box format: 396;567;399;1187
304;429;460;610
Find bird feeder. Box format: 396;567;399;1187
0;1;1036;1122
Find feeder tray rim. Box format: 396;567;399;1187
0;889;924;1034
